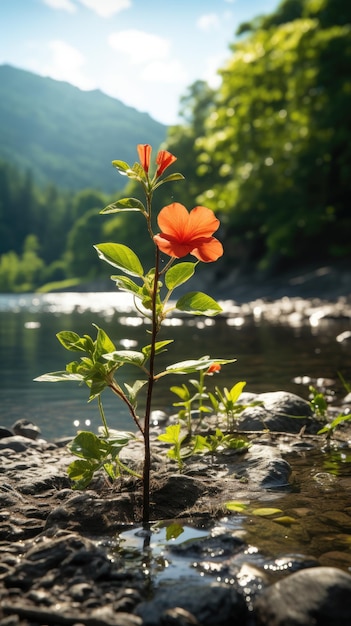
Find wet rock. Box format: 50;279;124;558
238;391;315;433
160;607;200;625
242;443;292;488
151;474;209;518
45;490;135;532
254;566;351;626
137;582;248;626
12;418;42;440
0;426;13;439
0;436;32;452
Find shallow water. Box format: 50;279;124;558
0;292;350;439
107;445;351;589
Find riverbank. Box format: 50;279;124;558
1;391;351;625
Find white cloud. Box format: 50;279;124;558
197;13;220;32
41;0;76;12
41;40;94;90
77;0;131;18
108;29;170;64
42;0;131;17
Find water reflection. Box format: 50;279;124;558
0;293;350;439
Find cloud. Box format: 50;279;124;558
108;29;170;64
41;0;131;17
41;40;94;90
196;13;221;32
77;0;131;18
41;0;76;12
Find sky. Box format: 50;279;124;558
0;0;280;125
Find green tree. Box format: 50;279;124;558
194;0;351;272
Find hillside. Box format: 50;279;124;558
0;65;167;192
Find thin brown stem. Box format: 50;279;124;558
108;381;143;435
142;245;160;526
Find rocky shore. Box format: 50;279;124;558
1;390;351;626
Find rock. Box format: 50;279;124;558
0;427;13;439
137;582;248;626
238;391;316;433
254;566;351;625
0;436;32;452
12;419;42;440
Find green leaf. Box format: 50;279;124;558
56;331;88;352
88;378;108;400
111;275;143;296
252;508;283;517
142;340;174;359
103;350;145;367
100;197;146;214
69;431;106;461
176;292;222;316
165;262;196;290
154;173;185;189
34;371;84;382
170;384;190;400
227;381;246;403
318;413;351;435
273;516;298;525
225;501;249;513
92;325;116;360
158;423;181;444
67;459;96;489
112;160;132;175
165;522;184;540
162;357;236;376
124;380;147;403
94;243;144;277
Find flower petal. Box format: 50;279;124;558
191;238;223;262
153;233;194;259
187;206;220;239
137;144;151;173
157;203;189;238
156;150;177;177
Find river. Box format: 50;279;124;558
0;292;350;440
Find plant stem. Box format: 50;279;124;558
98;395;109;438
142;246;160;526
108;381;143;435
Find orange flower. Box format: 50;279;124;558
137;144;152;173
153;202;223;263
206;363;221;375
155;150;177;177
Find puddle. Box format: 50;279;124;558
113;522;212;585
101;445;351;592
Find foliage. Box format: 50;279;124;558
35;143;235;524
163;0;351;274
308;381;351;441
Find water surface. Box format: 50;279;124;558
1;293;350;439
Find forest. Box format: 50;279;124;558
0;0;350;293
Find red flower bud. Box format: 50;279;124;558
137;144;152;173
155;150;177;177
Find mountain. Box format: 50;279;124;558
0;65;168;193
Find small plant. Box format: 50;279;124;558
170;362;222;434
209;381;247;429
308;381;351;442
158;423;250;471
35;144;235;524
